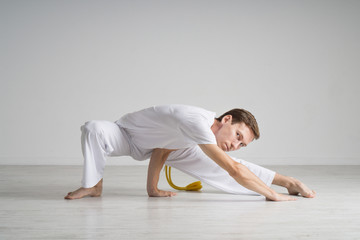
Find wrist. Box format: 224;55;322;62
147;186;158;195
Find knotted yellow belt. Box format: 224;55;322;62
165;165;202;191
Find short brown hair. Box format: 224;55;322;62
215;108;260;140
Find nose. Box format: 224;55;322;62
232;141;241;151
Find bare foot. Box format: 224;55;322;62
287;177;316;198
64;179;103;200
266;193;297;201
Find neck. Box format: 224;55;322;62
211;119;221;134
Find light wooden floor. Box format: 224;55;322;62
0;165;359;240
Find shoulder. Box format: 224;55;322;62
173;105;215;134
162;104;216;121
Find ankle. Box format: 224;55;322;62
94;179;103;188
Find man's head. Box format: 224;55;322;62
212;109;260;152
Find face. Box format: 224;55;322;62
214;115;255;152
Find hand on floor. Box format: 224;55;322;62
148;189;177;197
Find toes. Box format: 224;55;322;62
310;190;316;197
64;193;71;199
64;192;77;199
304;191;316;198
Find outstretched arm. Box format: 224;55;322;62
198;144;296;201
147;148;177;197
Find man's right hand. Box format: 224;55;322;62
148;188;177;197
146;148;178;198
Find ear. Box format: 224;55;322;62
222;115;232;124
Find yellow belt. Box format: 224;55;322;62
165;165;202;191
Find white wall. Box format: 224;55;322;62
1;0;359;165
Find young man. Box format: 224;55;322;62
65;104;315;201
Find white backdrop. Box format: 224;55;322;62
1;0;359;165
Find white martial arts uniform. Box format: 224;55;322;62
80;104;275;195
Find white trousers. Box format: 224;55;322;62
80;120;276;195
